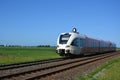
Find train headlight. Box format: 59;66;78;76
66;45;70;47
72;28;77;33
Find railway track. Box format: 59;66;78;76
0;58;66;70
0;52;119;80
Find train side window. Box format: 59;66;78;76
83;39;86;47
84;39;88;47
80;38;82;47
71;38;79;47
80;38;85;47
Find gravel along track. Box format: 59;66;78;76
39;51;120;80
0;51;120;80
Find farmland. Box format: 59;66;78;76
0;47;61;64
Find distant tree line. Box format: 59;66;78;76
37;45;50;47
0;45;21;47
0;44;51;47
0;45;4;47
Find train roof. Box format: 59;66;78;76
60;28;115;44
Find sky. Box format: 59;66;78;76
0;0;120;47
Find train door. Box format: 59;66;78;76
71;38;80;54
80;38;85;54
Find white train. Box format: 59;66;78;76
56;28;116;56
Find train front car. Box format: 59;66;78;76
56;33;71;56
56;28;82;56
56;28;117;57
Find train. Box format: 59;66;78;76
56;28;116;56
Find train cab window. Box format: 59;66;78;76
71;38;79;47
59;34;71;44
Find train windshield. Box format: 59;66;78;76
59;34;71;44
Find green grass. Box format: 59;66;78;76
77;57;120;80
117;48;120;51
97;60;120;80
0;47;61;64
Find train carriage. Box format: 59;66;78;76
56;28;116;56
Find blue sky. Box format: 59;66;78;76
0;0;120;47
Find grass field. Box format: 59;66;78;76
0;47;61;64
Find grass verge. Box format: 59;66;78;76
77;57;120;80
